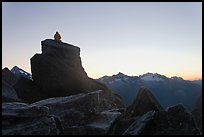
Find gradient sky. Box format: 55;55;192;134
2;2;202;80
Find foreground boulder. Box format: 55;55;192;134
2;102;60;135
120;104;200;135
30;39;107;98
138;104;200;135
123;111;155;135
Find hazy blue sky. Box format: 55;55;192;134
2;2;202;80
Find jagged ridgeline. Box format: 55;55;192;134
2;39;202;135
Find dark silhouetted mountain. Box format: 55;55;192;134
97;72;202;110
127;87;163;117
113;87;163;134
30;39;107;98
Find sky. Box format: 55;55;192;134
2;2;202;80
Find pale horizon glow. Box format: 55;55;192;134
2;2;202;80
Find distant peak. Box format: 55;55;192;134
12;65;19;69
114;72;129;78
118;72;125;75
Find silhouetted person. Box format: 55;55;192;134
54;31;61;41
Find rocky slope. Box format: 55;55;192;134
2;90;125;135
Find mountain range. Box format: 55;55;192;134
5;66;202;111
97;72;202;111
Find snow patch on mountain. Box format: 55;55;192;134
139;73;164;81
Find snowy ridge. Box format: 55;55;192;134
139;73;164;81
98;72;188;85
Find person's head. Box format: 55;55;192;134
56;31;59;34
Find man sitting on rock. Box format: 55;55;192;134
54;31;61;41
